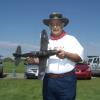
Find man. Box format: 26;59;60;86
42;12;84;100
29;12;84;100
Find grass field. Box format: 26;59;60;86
77;77;100;100
0;61;100;100
0;79;42;100
3;61;25;73
0;78;100;100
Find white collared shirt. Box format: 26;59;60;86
46;34;84;74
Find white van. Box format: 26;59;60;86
87;56;100;76
24;64;39;79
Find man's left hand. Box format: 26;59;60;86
56;49;65;59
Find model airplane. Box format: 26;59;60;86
13;29;59;79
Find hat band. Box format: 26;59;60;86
51;16;61;19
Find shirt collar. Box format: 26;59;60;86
50;30;66;40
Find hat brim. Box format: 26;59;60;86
43;18;69;27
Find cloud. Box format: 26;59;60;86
0;41;40;58
0;41;18;48
0;40;100;58
0;41;39;49
85;41;100;56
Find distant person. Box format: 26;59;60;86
28;12;84;100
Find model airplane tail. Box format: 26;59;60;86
14;45;21;66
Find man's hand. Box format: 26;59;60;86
26;57;39;64
56;49;65;59
57;49;82;62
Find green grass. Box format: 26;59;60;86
0;79;42;100
77;77;100;100
1;61;100;100
3;61;25;73
0;78;100;100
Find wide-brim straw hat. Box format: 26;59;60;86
43;12;69;27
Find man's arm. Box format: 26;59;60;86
64;52;82;62
56;49;82;62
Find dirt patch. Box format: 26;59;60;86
1;73;25;79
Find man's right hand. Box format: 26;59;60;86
26;57;39;64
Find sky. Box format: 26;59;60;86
0;0;100;59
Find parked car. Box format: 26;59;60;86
75;62;92;79
24;64;39;79
87;56;100;76
0;58;3;78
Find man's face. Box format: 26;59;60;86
49;19;64;36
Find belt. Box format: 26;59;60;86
47;70;75;78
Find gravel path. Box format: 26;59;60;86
0;73;25;79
